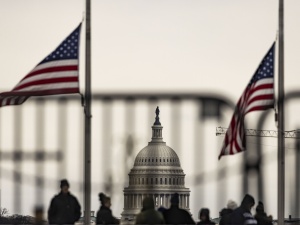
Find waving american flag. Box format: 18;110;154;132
218;43;275;160
0;23;81;107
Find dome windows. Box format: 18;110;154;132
134;157;182;166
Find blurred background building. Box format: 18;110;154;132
0;90;300;221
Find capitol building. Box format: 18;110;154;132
121;107;191;223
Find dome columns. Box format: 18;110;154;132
124;192;190;209
151;125;163;141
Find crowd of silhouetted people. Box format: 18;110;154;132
46;179;273;225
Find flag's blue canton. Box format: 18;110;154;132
39;25;81;64
249;44;275;86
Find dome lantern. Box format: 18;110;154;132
151;106;163;142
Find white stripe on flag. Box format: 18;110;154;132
1;98;7;106
248;89;274;101
253;78;273;88
245;99;274;113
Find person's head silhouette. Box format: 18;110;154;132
99;192;112;208
241;194;255;211
170;193;179;206
60;179;69;194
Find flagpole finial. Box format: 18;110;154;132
154;106;161;125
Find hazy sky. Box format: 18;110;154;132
1;0;300;220
2;0;299;97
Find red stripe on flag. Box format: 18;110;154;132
246;105;274;114
14;77;79;91
21;65;78;81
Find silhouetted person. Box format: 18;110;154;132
163;193;195;225
48;179;81;225
197;208;215;225
219;200;238;225
135;197;165;224
230;194;257;225
254;202;272;225
96;192;119;224
158;206;167;214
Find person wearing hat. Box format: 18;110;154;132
163;193;195;225
197;208;215;225
48;179;81;225
229;194;257;225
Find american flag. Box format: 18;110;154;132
218;43;275;160
0;23;81;107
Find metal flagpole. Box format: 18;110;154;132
278;0;285;224
84;0;92;224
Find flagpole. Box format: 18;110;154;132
278;0;285;224
84;0;92;224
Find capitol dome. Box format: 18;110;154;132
133;143;181;167
121;107;191;224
